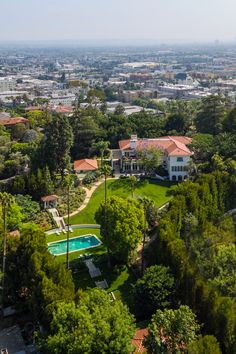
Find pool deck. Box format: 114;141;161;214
47;234;102;256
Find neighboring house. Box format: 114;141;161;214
50;94;76;105
111;135;193;181
51;105;74;115
0;116;28;126
132;328;148;353
73;159;98;174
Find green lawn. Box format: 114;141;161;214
71;260;136;307
46;178;175;307
70;178;175;225
46;227;136;306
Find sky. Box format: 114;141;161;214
1;0;236;44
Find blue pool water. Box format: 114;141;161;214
48;235;102;255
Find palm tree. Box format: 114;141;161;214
101;164;112;267
62;175;74;270
0;192;14;305
129;176;137;198
91;141;110;168
138;197;152;275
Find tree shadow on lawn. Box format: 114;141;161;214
108;178;148;192
98;261;137;307
114;272;136;309
72;267;95;290
70;254;137;309
108;178;129;191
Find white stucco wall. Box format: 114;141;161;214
168;156;191;181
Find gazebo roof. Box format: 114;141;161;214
41;194;58;202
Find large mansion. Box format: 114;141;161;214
111;135;193;181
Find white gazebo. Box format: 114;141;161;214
41;195;58;209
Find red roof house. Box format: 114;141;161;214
0;117;28;126
132;328;148;353
119;136;192;157
74;159;98;173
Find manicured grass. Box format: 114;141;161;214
46;228;106;263
70;178;175;225
72;261;136;307
46;179;175;307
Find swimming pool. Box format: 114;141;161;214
48;234;102;256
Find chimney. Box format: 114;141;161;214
130;135;138;149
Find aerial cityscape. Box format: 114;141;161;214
0;1;236;354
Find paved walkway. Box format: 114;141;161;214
63;177;117;218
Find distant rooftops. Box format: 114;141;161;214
0;116;28;126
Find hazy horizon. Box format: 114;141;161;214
1;0;236;43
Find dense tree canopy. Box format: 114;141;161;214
195;95;226;135
40;289;135;354
96;196;145;263
133;265;175;318
42;114;73;178
188;335;222;354
144;306;200;354
147;172;236;352
6;224;75;323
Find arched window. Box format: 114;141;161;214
178;175;183;181
172;175;177;181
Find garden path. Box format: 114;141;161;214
63;177;115;218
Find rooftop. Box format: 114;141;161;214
74;159;98;171
41;195;58;202
119;136;193;157
0;117;28;126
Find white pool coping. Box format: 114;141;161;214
47;234;102;256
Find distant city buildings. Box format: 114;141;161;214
0;45;236;108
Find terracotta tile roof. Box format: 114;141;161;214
52;105;73;114
74;159;98;171
41;195;58;202
119;136;193;157
0;117;28;126
132;328;148;353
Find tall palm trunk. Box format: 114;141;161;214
2;204;6;295
104;172;111;268
66;183;70;269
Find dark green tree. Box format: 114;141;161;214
70;108;104;159
165;113;189;133
145;306;200;354
96;196;145;264
43;115;73;179
133;265;175;317
188;335;222;354
224;106;236;133
195;95;226;135
40;288;135;354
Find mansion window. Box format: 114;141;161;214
177;157;183;162
171;166;185;172
124;163;131;170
